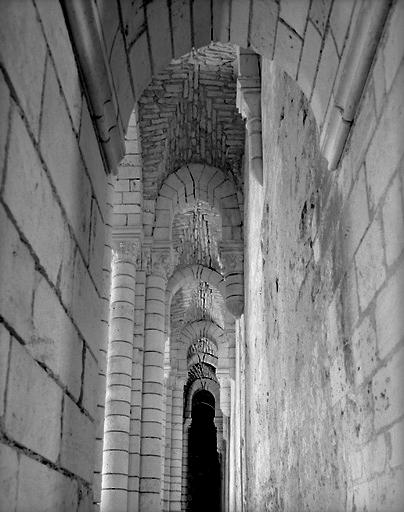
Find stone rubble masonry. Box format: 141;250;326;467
0;0;109;508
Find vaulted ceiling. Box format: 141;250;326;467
138;43;245;199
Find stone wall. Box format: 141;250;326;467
244;3;404;509
0;2;108;509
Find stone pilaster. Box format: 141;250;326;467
101;239;140;512
220;244;244;319
237;48;263;184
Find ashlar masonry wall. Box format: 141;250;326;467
244;3;404;510
0;2;109;509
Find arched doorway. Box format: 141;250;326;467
188;389;221;512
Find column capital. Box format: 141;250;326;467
112;239;141;265
151;247;175;280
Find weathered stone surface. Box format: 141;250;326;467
5;339;62;462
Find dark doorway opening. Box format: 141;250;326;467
188;389;221;512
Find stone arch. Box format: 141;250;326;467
69;0;387;173
165;264;227;326
184;376;221;422
187;337;219;369
174;319;224;369
154;163;242;242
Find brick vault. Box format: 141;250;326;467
0;2;403;512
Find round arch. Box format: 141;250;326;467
69;0;387;175
165;264;226;326
154;163;242;242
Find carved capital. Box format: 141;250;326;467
112;239;140;265
151;248;174;280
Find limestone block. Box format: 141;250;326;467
212;0;230;42
193;0;211;49
4;109;66;283
0;206;34;340
110;31;135;132
372;347;404;430
362;434;387;478
88;204;105;295
0;72;10;179
139;479;161;494
329;0;355;55
103;431;129;451
40;60;92;258
382;173;404;266
115;178;131;192
274;22;302;80
250;0;277;57
35;0;82;131
372;47;386;117
142;439;162;457
0;443;18;512
102;448;129;474
343;81;376;178
70;253;104;355
145;313;165;330
142;393;163;411
96;0;119;57
355;217;386;311
142;407;163;423
79;100;108;219
388;420;404;468
366;62;404;208
106;384;131;404
143;363;164;382
309;0;332;36
126;0;145;48
298;20;322;101
143;382;163;396
280;0;309;37
311;32;339;128
60;395;95;482
111;301;135;321
0;1;46;138
77;487;93;512
146;0;171;74
140;456;161;478
383;0;404;92
83;349;99;419
230;0;250;47
30;275;82;399
101;473;128;489
146;297;165;316
0;324;11;416
352;316;377;387
5;339;62;462
17;455;78;512
170;0;192;58
375;262;404;359
342;165;370;265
